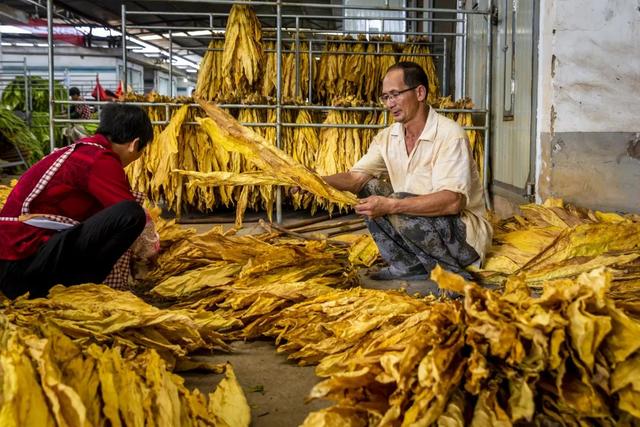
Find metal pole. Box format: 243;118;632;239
462;4;468;98
276;0;283;224
307;39;313;102
47;0;55;152
442;37;448;97
23;58;31;126
121;4;127;90
295;16;301;98
169;30;173;97
484;0;493;210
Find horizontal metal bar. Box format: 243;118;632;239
183;34;445;46
279;2;490;14
135;0;276;5
136;0;490;14
282;123;385;129
127;10;464;22
186;46;442;58
53;116;485;132
54;100;487;114
125;24;465;37
0;161;27;168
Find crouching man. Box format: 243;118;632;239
323;62;492;282
0;103;155;298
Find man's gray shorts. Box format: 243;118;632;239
359;178;479;281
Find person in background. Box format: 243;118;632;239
0;103;156;299
69;87;92;120
104;89;117;101
321;61;492;284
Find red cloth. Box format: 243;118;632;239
0;134;135;261
115;80;124;99
91;76;108;101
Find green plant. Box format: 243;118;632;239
0;106;43;164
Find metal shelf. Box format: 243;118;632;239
45;0;494;219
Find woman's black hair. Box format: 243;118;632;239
95;103;154;150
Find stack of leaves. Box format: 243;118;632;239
236;266;640;426
194;99;358;208
221;3;264;97
194;38;225;100
146;226;372;303
479;198;640;290
135;215;378;340
1;75;66;113
3;284;240;369
0;315;250;426
0;107;43;164
281;39;314;101
400;36;440;105
374;36;399;100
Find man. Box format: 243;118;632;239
323;61;492;281
0;103;154;299
68;87;92;120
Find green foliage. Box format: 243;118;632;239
0;107;43;164
1;76;66;113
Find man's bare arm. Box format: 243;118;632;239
322;171;373;194
355;190;465;218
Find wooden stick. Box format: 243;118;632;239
259;219;350;247
290;218;364;233
327;224;368;237
283;212;346;230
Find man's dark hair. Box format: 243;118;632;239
69;87;80;97
385;61;430;96
96;103;154;150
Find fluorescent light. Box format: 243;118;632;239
186;69;197;73
76;27;120;38
15;42;34;47
0;25;32;35
188;30;211;36
37;43;49;47
162;32;188;38
1;42;11;46
139;34;162;41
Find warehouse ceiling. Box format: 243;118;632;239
2;0;341;69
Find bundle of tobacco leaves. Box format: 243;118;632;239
478;199;640;291
196;99;358;208
0;315;250;426
269;266;640;426
3;284;240;369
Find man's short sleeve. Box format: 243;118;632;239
350;133;387;177
431;135;473;202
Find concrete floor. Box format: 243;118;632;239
182;340;330;427
176;210;443;426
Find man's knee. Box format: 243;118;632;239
111;200;146;232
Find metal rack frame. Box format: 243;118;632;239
46;0;494;221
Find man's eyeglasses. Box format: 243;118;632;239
379;86;418;105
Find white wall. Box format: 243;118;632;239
551;0;640;133
535;0;640;211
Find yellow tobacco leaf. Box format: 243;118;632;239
209;363;251;427
197;99;357;206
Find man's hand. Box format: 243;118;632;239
355;195;397;219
